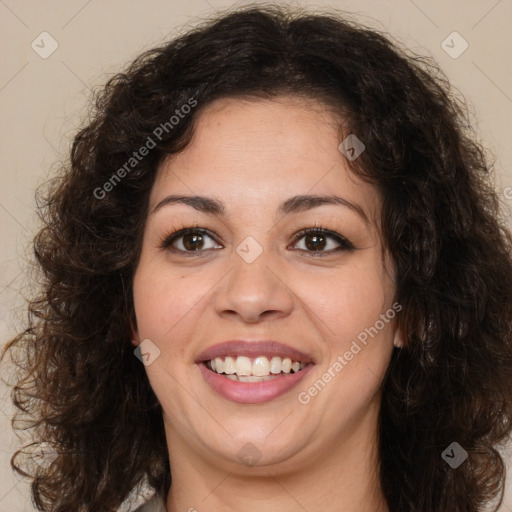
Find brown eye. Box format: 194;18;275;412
182;232;205;251
160;228;222;253
291;228;354;255
303;232;327;251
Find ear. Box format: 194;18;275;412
129;316;140;347
393;327;403;349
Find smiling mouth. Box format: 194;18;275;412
204;355;309;382
197;351;314;404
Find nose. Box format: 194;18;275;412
213;246;294;324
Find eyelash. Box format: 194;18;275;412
159;224;355;257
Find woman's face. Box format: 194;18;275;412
132;95;401;475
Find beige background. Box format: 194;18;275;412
1;0;511;510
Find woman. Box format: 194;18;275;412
2;5;512;512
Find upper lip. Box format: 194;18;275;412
196;340;315;364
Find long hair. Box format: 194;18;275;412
3;5;512;511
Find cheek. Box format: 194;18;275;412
132;260;200;343
303;259;391;342
307;267;396;405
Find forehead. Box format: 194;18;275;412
151;96;381;223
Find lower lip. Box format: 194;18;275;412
198;363;314;404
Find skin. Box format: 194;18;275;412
132;95;402;512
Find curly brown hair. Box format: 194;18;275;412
2;4;512;512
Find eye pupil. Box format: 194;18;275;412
305;233;326;251
183;233;203;250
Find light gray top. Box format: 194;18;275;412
131;493;166;512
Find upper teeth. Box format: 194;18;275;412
209;356;306;377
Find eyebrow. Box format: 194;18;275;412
151;194;369;223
